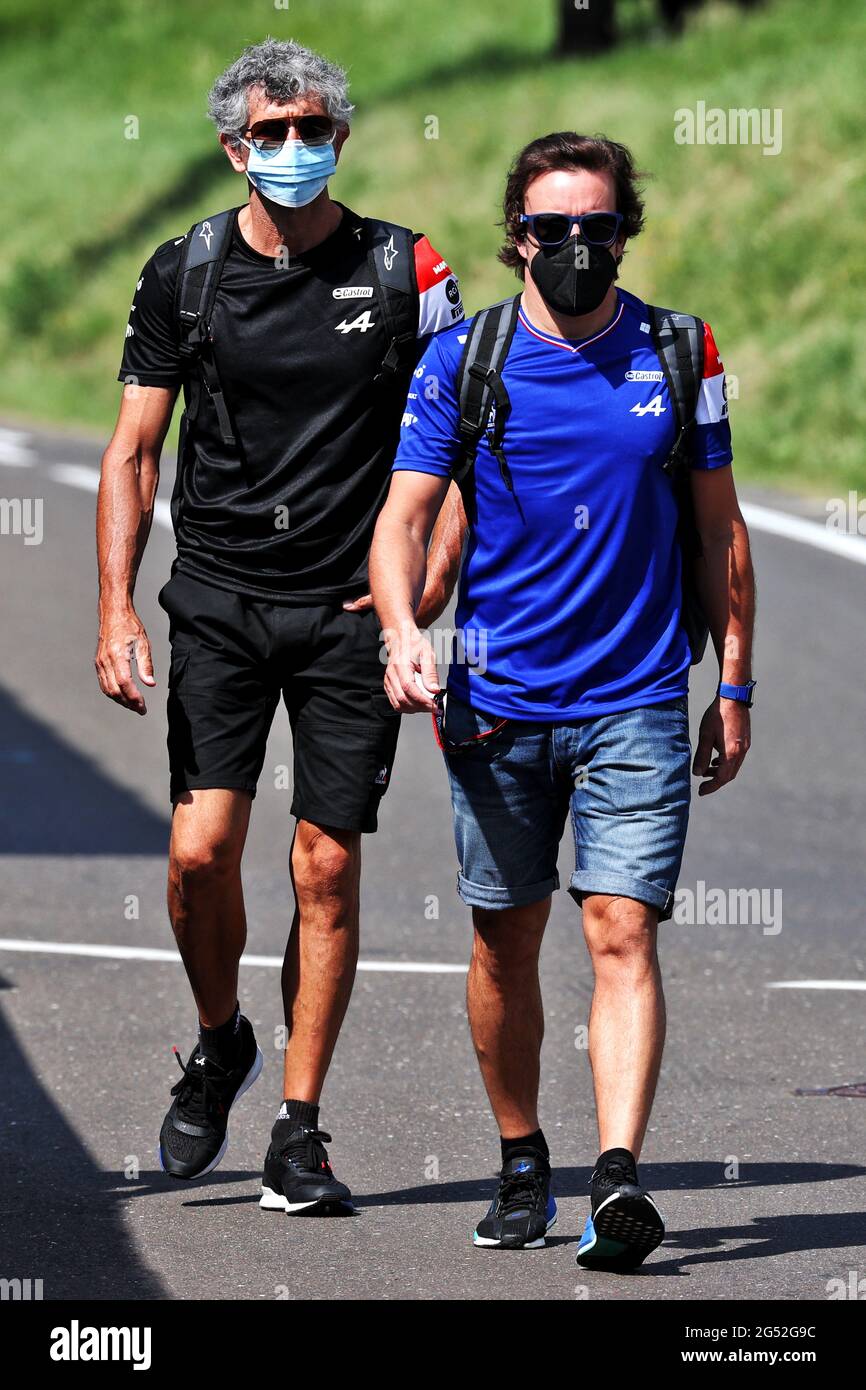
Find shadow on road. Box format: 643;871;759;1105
354;1161;866;1210
0;685;169;854
0;981;168;1299
655;1208;866;1273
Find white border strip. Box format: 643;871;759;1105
0;937;467;975
740;502;866;565
767;980;866;992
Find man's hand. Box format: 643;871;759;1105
342;594;374;614
383;626;440;712
95;610;156;715
693;696;751;796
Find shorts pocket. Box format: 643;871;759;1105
369;687;401;724
167;649;189;690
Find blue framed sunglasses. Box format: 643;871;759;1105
519;211;623;248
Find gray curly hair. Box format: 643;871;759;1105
208;38;354;146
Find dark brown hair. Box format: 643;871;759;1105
499;132;647;278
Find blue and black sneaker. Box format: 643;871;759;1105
473;1149;557;1249
576;1148;664;1271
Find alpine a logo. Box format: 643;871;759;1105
383;235;398;271
335;310;376;334
630;395;667;417
198;220;214;251
625;370;664;382
333;287;374;299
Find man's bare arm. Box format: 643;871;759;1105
95;384;177;714
416;481;467;627
690;465;756;795
342;480;467;621
369;470;450;712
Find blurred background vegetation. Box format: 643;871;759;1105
0;0;862;493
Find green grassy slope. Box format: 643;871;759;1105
0;0;862;492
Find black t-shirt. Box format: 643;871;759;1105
118;204;461;601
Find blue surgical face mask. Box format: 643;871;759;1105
241;136;337;209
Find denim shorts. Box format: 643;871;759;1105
441;693;692;921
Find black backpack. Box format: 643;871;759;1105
170;207;419;511
452;295;710;664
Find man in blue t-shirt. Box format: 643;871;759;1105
370;132;755;1267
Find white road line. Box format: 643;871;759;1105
0;428;35;467
36;458;866;565
48;463;101;492
767;980;866;991
0;938;467;974
47;463;174;530
740;502;866;565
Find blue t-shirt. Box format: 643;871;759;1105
393;287;733;720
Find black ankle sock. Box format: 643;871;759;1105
198;1003;241;1064
500;1128;549;1164
275;1099;320;1130
594;1146;636;1179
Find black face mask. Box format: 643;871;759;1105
529;235;617;317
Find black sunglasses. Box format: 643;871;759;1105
241;115;337;153
519;211;623;248
431;692;510;755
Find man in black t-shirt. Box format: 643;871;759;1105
95;38;465;1211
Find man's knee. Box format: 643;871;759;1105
292;822;360;906
169;829;243;898
472;900;549;979
582;895;659;971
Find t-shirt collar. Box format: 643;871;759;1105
518;290;624;354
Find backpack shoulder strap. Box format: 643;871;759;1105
175;209;239;445
176;210;238;352
454;295;521;495
363;218;419;381
649;304;710;665
648;305;705;476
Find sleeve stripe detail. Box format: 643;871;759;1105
702;320;725;378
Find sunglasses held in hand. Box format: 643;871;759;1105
431;692;510;755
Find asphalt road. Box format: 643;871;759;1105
1;420;865;1303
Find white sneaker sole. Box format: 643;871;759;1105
258;1185;331;1214
473;1212;557;1249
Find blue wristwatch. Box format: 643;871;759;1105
717;679;756;708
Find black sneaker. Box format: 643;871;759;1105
158;1016;262;1180
260;1121;353;1215
473;1149;557;1249
576;1150;664;1270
